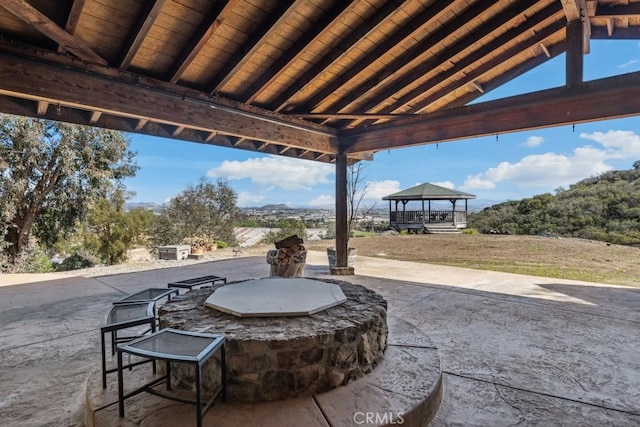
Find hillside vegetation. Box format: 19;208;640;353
468;164;640;246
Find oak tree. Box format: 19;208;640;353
0;114;137;262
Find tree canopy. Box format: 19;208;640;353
151;177;238;248
0;114;137;262
468;165;640;246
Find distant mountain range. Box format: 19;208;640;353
126;200;504;213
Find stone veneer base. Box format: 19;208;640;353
158;279;388;401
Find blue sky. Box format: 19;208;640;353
125;40;640;208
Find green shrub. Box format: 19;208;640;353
462;228;479;234
216;240;229;249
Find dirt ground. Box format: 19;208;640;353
305;234;640;287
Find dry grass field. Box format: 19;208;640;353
305;234;640;287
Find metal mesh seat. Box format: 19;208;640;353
117;328;226;427
101;301;156;389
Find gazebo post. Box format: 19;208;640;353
451;199;457;226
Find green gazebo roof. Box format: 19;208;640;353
382;183;476;201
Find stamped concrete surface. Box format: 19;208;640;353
1;251;639;426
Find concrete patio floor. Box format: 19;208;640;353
0;251;639;426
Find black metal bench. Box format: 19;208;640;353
167;275;227;292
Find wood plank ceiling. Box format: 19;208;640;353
0;0;639;163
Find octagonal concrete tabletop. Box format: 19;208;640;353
205;278;347;317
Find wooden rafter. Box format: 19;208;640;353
36;101;48;116
320;0;502;123
207;0;298;93
89;111;102;124
239;0;357;104
343;70;640;154
268;0;406;112
58;0;86;53
166;1;229;83
118;0;166;69
444;42;565;111
292;0;452;113
590;26;640;38
0;53;337;153
352;2;564;125
0;0;107;65
338;0;544;128
595;3;640;17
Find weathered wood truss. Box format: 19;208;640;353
0;0;639;164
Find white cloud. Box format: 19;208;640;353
462;130;640;192
237;191;266;207
207;155;334;190
462;149;610;190
364;180;401;200
308;194;334;207
617;59;639;69
580;130;640;160
462;176;495;190
432;181;455;189
523;136;543;147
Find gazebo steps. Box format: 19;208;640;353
424;224;461;234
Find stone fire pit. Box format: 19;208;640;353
158;278;387;401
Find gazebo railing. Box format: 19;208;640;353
390;210;467;224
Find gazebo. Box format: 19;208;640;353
383;183;476;233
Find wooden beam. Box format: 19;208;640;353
268;0;406;112
240;0;357;104
119;0;166;69
566;20;584;86
343;71;640;154
560;0;590;53
167;10;225;83
0;0;107;65
207;0;297;93
0;95;337;164
0;53;338;153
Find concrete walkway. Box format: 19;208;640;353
1;252;639;426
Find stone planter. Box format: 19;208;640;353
326;247;357;267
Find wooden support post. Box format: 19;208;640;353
331;153;353;275
566;20;583;86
